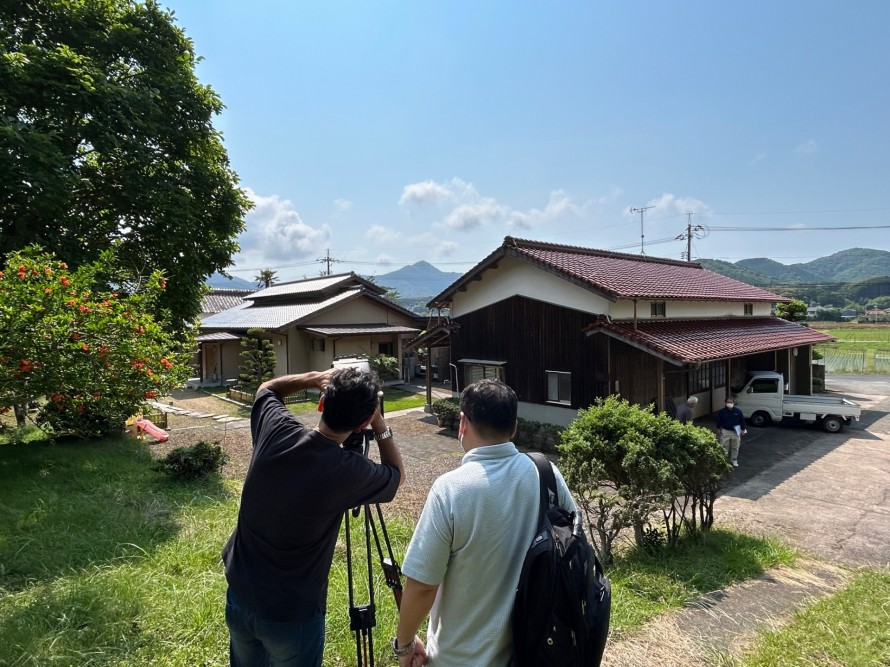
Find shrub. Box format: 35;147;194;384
154;441;228;480
370;354;400;381
431;397;460;429
239;328;276;390
558;395;729;565
513;417;564;453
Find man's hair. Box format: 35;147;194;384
460;379;518;440
687;396;698;404
321;367;381;433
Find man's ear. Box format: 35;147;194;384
317;395;325;413
510;419;518;440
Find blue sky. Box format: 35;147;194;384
163;1;890;281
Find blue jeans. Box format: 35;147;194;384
226;588;325;667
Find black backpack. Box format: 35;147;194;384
512;453;611;667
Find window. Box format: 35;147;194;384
750;378;779;393
744;303;754;316
690;362;711;393
311;338;325;352
546;371;571;405
459;359;506;385
377;342;394;356
651;301;666;317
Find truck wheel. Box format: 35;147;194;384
750;411;771;428
822;416;843;433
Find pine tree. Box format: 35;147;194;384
239;329;277;390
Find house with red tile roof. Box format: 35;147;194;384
196;273;420;386
412;236;832;425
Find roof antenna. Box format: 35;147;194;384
630;206;654;254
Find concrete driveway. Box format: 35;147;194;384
715;374;890;568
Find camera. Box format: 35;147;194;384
342;429;370;454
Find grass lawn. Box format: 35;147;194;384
1;430;805;666
734;569;890;666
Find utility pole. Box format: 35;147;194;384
676;212;707;261
316;249;341;276
630;205;654;254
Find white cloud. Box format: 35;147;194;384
443;199;508;231
643;193;712;217
508;190;589;230
235;188;330;265
333;198;352;211
436;241;458;257
399;180;452;207
375;253;395;266
795;140;818;155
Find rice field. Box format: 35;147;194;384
811;323;890;374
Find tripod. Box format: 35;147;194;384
342;428;404;667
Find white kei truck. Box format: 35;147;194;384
733;371;861;433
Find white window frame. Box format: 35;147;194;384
651;301;666;317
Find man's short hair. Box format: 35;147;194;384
321;367;380;433
687;396;698;404
460;379;518;440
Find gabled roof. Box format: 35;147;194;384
406;323;460;350
431;236;790;305
250;273;385;302
582;316;834;365
201;288;254;315
201;289;362;330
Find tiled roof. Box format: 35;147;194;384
196;332;242;342
201;289;254;315
303;324;420;336
200;289;361;330
406;323;460;350
432;236;789;304
251;273;384;301
583;316;835;364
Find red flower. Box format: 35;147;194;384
71;332;80;340
66;299;76;307
79;305;91;313
44;288;52;294
17;272;26;279
51;394;63;403
160;357;173;369
159;278;167;289
59;262;68;269
44;267;52;275
17;265;25;272
60;277;70;287
76;404;85;413
144;391;158;399
81;344;90;351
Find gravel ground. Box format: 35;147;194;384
149;388;462;521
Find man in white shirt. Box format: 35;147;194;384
393;379;576;666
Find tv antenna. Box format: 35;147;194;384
629;206;654;254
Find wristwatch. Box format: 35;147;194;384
373;426;394;442
392;636;415;657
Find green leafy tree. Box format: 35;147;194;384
0;0;251;328
370;353;400;381
558;395;729;564
775;299;808;322
238;329;276;390
254;269;278;289
0;246;192;437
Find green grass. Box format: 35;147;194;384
608;529;797;632
735;569;890;666
812;323;890;373
380;387;427;412
0;431;808;666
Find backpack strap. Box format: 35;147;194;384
527;452;557;528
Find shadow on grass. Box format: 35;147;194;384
607;528;794;632
0;433;235;593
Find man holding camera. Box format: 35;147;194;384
393;379;576;666
222;367;404;667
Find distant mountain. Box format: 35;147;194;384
205;272;256;289
734;258;824;284
801;248;890;283
701;248;890;286
372;261;463;299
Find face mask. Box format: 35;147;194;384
725;403;734;409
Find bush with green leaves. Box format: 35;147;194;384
238;328;276;390
558;395;729;565
431;397;460;429
0;246;192;438
370;354;400;381
154;441;228;480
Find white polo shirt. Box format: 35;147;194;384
402;443;576;667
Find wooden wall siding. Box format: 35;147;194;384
452;296;610;408
609;338;660;407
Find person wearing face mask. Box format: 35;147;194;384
393;379;577;667
716;396;747;467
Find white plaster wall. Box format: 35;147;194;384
288;328;309;373
307;297;416;325
452;257;611;316
518;401;579;428
608;300;773;319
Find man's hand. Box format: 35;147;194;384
397;636;427;667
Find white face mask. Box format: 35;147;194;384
725;402;734;409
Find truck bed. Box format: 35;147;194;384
782;394;861;418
